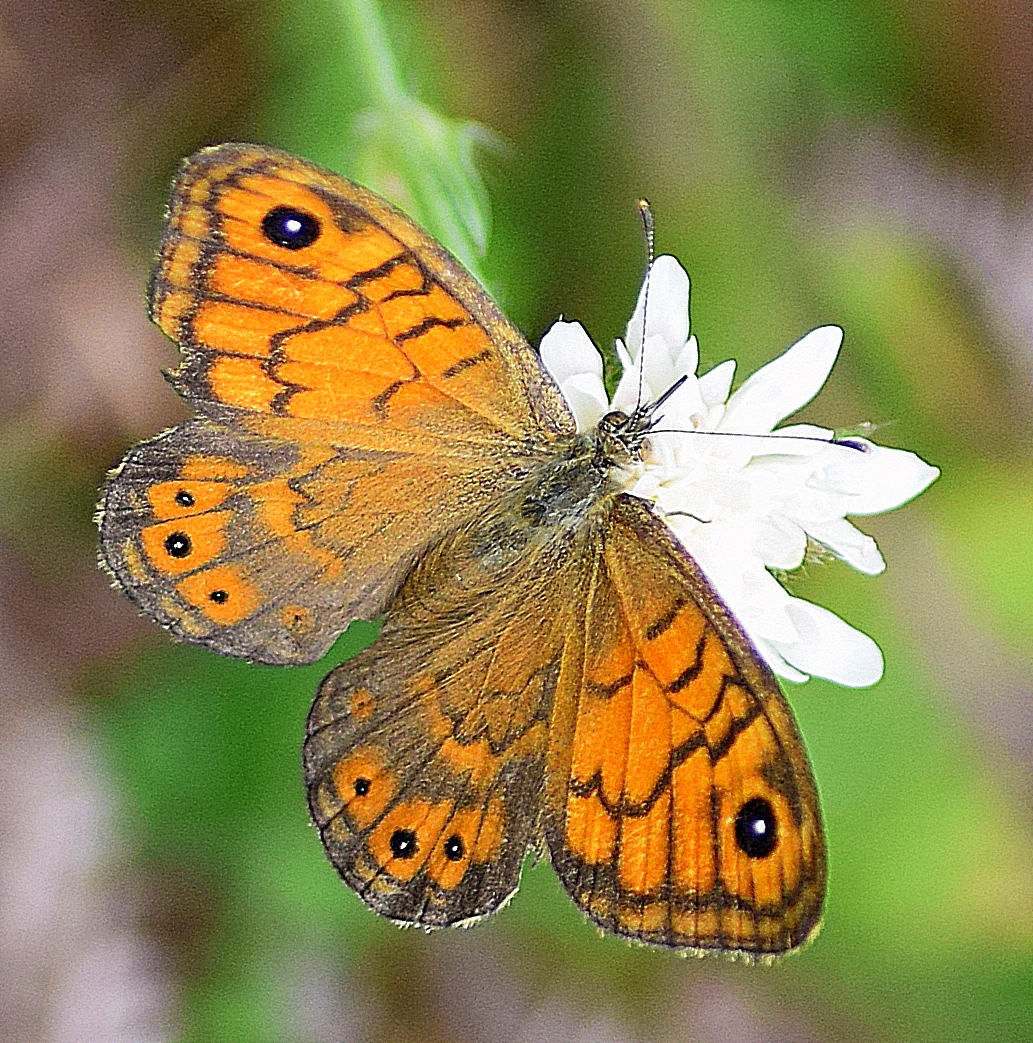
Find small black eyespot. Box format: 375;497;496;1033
261;206;321;250
174;489;195;508
353;777;371;797
208;589;229;604
734;797;778;859
390;829;418;859
443;835;465;862
164;532;191;558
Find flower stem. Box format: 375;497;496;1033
335;0;496;288
339;0;406;108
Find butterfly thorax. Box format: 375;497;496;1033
506;439;608;535
507;408;648;542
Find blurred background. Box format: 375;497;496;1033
1;1;1031;1040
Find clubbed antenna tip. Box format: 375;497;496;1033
637;199;654;268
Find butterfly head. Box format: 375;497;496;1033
594;408;650;465
593;372;686;467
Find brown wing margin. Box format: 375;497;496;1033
545;494;827;958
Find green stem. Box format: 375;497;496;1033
339;0;407;107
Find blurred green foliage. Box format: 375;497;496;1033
70;0;1033;1040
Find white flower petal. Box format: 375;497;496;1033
773;598;884;687
721;326;842;434
640;333;680;399
625;255;690;359
559;372;610;432
673;335;700;381
685;534;800;644
733;580;799;645
611;362;646;412
627;469;663;501
753;637;810;683
653;368;706;427
615;339;633;371
804;517;885;575
753;515;808;571
539;320;603;384
697;359;735;407
830;441;941;515
537;256;937;692
730;594;801;648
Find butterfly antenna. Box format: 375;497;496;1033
634;199;655;414
648;374;688;417
646;427;870;451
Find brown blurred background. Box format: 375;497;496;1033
1;1;1032;1041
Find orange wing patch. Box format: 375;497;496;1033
146;479;232;520
176;564;261;625
140;510;231;576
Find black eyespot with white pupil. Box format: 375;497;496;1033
390;829;417;859
164;532;191;558
261;206;321;250
443;835;465;862
734;797;778;858
208;590;228;604
174;489;194;508
353;778;371;797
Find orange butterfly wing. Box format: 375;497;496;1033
305;495;583;926
304;486;825;956
99;144;572;663
546;496;826;956
150;144;568;442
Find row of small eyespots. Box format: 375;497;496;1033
144;476;323;629
331;745;504;890
139;510;259;625
367;798;504;890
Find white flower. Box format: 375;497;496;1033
539;255;939;687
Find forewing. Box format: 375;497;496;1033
545;495;827;957
151;143;572;443
100;144;574;663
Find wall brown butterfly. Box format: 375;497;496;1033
99;144;826;958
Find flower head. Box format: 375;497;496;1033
539;256;939;687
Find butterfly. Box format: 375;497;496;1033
98;143;826;958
